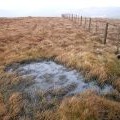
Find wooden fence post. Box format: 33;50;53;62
77;15;79;23
84;18;87;29
70;14;72;20
75;15;77;22
104;23;108;44
72;14;73;21
78;16;80;25
88;18;91;32
80;16;82;26
96;20;98;33
76;15;78;23
73;14;74;21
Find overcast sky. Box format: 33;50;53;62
0;0;120;17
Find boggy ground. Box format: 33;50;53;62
0;17;120;120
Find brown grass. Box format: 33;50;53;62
0;17;120;119
0;93;7;118
59;90;120;120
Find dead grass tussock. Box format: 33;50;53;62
105;58;120;79
56;51;109;83
36;110;60;120
113;79;120;92
60;90;120;120
9;92;23;117
55;47;120;89
0;93;7;118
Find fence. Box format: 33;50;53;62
62;14;120;53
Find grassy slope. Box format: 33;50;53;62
0;17;120;120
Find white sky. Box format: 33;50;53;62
0;0;120;16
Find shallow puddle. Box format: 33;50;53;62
7;60;114;99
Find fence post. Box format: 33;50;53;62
96;20;98;33
70;14;72;20
104;23;108;44
77;15;79;23
80;16;82;26
73;14;75;22
88;18;91;32
71;14;73;21
78;16;80;25
75;15;77;22
84;18;87;29
77;15;79;24
76;15;78;23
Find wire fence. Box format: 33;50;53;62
62;14;120;53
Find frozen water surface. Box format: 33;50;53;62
8;61;114;97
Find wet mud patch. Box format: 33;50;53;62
6;60;114;101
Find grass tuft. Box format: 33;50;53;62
59;90;120;120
